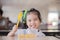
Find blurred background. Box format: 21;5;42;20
0;0;60;39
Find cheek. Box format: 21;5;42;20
26;21;30;27
36;21;41;26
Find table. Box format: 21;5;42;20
0;30;60;36
0;36;60;40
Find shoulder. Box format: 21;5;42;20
38;30;45;36
15;29;26;35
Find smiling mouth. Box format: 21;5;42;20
30;25;36;28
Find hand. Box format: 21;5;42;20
12;25;18;32
7;25;18;37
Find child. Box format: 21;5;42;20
7;8;45;37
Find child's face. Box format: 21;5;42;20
26;12;41;29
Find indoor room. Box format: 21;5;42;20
0;0;60;40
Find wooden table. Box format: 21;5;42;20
0;36;59;40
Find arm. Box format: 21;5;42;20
7;25;18;37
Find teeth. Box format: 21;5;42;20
30;25;36;28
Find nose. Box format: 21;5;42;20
31;21;35;25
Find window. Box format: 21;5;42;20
47;12;58;30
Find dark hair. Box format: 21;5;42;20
27;8;42;22
0;8;3;16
